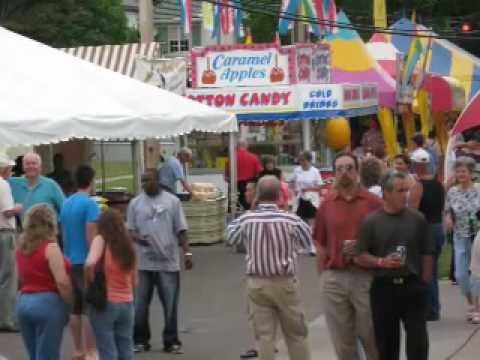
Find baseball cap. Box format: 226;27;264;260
410;148;430;164
0;155;15;168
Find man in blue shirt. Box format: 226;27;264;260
60;165;99;360
157;147;192;194
9;152;65;218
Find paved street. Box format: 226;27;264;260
1;244;479;359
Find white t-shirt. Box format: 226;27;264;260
0;177;15;229
292;166;323;207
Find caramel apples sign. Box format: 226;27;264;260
191;44;296;88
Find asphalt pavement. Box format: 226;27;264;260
1;244;479;359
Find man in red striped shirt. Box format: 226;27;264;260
227;175;314;360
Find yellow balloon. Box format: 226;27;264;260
325;117;351;150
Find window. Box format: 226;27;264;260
169;39;189;53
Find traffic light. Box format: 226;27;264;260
461;22;472;33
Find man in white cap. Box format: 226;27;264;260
409;148;446;321
0;155;22;332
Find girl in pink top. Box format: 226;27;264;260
85;209;136;360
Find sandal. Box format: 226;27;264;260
467;307;476;321
240;349;258;359
472;313;480;324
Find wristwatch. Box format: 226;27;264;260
184;252;193;257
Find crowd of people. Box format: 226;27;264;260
1;128;480;360
0;152;192;359
227;131;480;360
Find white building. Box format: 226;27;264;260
123;0;229;56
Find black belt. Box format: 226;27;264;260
374;274;419;285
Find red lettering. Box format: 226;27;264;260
250;93;260;106
280;92;291;105
240;93;249;106
205;95;215;106
344;90;351;101
214;95;224;107
272;92;280;106
260;93;271;105
352;89;360;100
224;94;235;107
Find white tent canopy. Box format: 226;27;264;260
0;27;237;146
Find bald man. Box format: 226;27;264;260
9;152;65;219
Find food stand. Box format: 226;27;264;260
186;42;380;174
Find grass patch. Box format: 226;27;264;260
96;177;134;194
91;160;133;179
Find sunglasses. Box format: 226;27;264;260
335;164;356;173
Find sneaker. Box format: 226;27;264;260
164;344;184;354
133;344;151;353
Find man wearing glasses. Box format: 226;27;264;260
313;152;383;360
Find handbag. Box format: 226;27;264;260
85;249;107;311
296;197;317;219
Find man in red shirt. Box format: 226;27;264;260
227;139;262;210
314;153;382;360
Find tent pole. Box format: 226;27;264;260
133;140;145;194
302;119;312;151
229;132;237;217
100;141;106;194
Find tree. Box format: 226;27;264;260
0;0;138;47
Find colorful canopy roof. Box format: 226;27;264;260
421;74;465;112
452;91;480;135
325;12;396;108
389;18;480;101
366;33;399;78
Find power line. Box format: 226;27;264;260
191;0;480;40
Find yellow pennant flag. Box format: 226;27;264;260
245;27;253;44
202;2;214;33
373;0;387;28
378;107;399;159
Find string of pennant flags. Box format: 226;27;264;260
279;0;337;36
180;0;337;39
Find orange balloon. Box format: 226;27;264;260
325;117;351;150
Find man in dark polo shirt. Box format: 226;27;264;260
355;170;433;360
314;152;383;360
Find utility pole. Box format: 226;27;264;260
139;0;155;42
136;0;156;192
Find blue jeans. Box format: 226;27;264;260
89;302;134;360
16;292;69;360
427;223;444;317
134;271;180;348
454;233;473;296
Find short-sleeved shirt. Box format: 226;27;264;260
60;192;100;265
127;191;188;272
0;177;15;229
445;186;480;238
356;208;433;278
313;188;383;271
236;148;262;181
292;166;323;193
9;176;65;218
157;156;184;193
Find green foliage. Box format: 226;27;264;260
0;0;139;47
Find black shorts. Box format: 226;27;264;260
71;265;86;315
